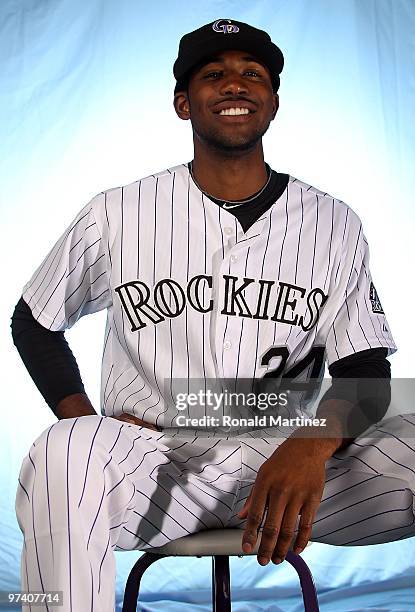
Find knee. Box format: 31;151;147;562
372;479;415;532
395;487;415;524
21;415;109;475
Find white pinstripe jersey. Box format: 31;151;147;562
22;163;397;426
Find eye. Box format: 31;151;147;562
203;70;223;79
244;69;262;77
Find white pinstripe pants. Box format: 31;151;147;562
15;413;415;611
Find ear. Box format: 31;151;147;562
271;93;279;121
174;91;191;120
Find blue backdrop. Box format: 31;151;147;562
1;1;414;610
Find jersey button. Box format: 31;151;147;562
230;254;238;263
224;227;233;235
223;340;232;350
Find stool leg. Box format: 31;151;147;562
285;551;320;612
122;552;165;612
212;555;231;612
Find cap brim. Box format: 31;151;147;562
173;35;283;83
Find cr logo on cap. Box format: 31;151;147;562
212;19;240;34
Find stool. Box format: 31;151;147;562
122;529;319;611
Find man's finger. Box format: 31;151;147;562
292;503;317;554
266;501;303;564
237;504;248;519
111;414;160;431
241;488;268;553
256;495;291;564
237;491;252;519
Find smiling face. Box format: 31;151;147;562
174;49;279;154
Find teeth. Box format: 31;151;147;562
219;107;250;116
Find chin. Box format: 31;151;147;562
200;124;270;153
215;137;262;153
205;130;262;152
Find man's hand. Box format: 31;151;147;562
237;438;327;565
110;413;161;432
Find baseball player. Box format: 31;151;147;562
12;19;415;612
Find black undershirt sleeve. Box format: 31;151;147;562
328;347;390;378
11;296;86;415
320;347;391;434
12;296;392;429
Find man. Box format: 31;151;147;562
12;18;415;612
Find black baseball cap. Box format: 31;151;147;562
173;19;284;94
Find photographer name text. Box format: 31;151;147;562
174;415;327;428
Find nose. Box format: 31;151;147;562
219;71;249;96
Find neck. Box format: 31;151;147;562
191;143;268;201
